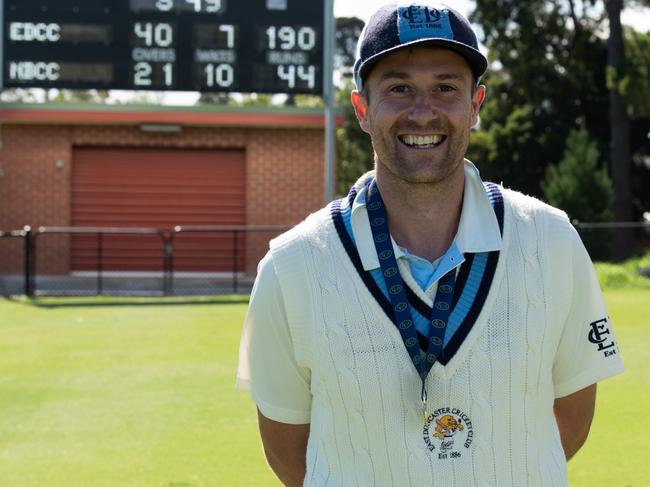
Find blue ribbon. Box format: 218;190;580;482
366;179;456;417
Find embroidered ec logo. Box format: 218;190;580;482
588;317;617;357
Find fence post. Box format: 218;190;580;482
232;230;238;294
164;233;173;296
23;226;33;297
97;232;103;295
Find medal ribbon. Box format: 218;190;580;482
365;179;456;420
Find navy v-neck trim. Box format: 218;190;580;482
330;181;504;366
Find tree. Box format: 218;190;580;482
543;129;613;259
334;17;372;194
606;0;633;259
334;17;365;76
471;0;650;261
621;28;650;118
47;89;110;103
470;0;611;198
543;128;613;222
336;79;373;195
603;0;650;259
0;88;110;103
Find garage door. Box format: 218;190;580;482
71;147;245;272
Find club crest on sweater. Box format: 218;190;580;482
588;317;618;357
423;407;474;459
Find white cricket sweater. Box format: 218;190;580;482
259;187;623;487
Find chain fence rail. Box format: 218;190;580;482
0;225;290;297
1;222;648;297
572;221;650;263
0;226;31;296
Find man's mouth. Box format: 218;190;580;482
399;134;447;148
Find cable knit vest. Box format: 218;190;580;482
269;186;576;487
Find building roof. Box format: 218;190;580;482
0;101;338;129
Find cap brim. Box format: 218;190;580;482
358;38;488;84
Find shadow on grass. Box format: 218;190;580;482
3;295;250;308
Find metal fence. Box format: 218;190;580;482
0;225;289;297
1;222;649;297
0;227;30;297
573;221;650;263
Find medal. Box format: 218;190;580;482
422;386;429;424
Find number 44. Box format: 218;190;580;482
277;65;315;89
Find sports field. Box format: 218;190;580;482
0;289;647;487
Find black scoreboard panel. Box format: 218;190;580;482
2;0;324;94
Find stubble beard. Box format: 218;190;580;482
374;124;469;187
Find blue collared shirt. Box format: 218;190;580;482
349;161;502;297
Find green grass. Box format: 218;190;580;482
595;252;650;289
0;288;647;487
0;296;279;487
567;288;649;487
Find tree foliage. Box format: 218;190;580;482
469;0;611;197
542;128;612;222
333;18;373;195
469;0;650;228
620;28;650;118
543;128;613;259
334;17;365;75
336;79;374;195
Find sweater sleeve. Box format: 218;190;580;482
236;252;312;424
551;224;624;398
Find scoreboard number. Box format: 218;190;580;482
152;0;223;12
134;61;174;86
134;22;174;47
155;0;173;10
266;26;316;51
277;64;315;89
204;63;234;88
219;25;235;48
3;0;324;94
134;61;153;86
185;0;223;13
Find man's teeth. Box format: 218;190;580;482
401;135;445;147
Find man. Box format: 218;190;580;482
237;2;624;485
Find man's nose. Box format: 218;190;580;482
407;92;440;125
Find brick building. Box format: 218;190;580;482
0;101;328;280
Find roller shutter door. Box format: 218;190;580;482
71;147;245;272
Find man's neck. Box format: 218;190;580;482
375;165;465;262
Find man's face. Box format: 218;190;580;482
352;46;485;185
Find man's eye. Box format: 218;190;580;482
389;85;409;93
439;85;455;92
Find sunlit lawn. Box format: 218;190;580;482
0;289;646;486
0;296;278;487
568;289;649;487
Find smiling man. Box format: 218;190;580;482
237;3;624;486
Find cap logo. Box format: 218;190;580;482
397;5;454;43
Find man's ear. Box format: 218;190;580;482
351;90;370;134
470;85;486;128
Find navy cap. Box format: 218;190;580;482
353;2;488;91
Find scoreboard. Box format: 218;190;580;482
2;0;325;94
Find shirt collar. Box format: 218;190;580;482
350;160;502;271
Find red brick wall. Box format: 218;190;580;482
0;123;324;275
